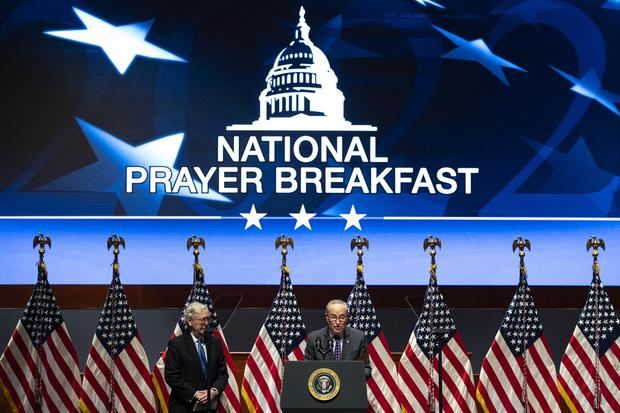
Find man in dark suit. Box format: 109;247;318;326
165;302;229;413
304;299;371;378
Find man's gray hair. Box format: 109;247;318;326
325;299;348;314
184;302;209;323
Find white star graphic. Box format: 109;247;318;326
289;204;316;230
45;8;186;74
340;205;366;230
241;204;267;230
38;118;229;215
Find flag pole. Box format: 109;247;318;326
106;234;125;413
186;235;215;412
423;235;442;413
587;236;605;412
275;235;294;363
512;237;531;413
186;235;206;298
350;236;369;323
32;234;52;408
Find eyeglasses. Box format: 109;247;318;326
327;315;347;322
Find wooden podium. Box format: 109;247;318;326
280;361;367;413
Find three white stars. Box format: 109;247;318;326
239;204;366;230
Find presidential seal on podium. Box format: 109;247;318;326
307;368;341;401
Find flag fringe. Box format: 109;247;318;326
475;387;490;413
0;379;18;413
557;380;579;413
79;398;90;413
241;386;258;413
152;374;169;413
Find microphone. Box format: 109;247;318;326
327;337;334;351
315;337;322;353
316;337;332;360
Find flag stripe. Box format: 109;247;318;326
479;361;517;413
565;337;596;402
442;341;472;411
0;366;23;413
397;348;427;411
399;337;432;411
55;324;80;371
368;335;400;411
39;343;74;411
255;333;283;393
432;353;455;413
366;376;390;412
213;328;242;412
115;347;154;412
560;349;595;411
82;367;111;412
244;351;279;412
491;337;523;399
41;354;63;413
3;336;37;410
48;327;81;395
528;339;561;411
520;353;549;412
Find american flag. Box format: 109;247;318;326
347;265;401;412
152;264;241;413
477;278;561;412
397;277;476;412
80;270;157;412
0;263;81;412
558;272;620;412
241;266;306;412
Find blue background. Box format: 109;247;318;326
1;1;619;284
1;218;618;285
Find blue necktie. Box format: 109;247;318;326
334;337;342;361
196;340;208;379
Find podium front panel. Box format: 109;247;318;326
280;360;367;412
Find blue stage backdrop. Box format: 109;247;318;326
0;0;619;285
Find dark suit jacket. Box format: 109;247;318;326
304;326;371;378
165;331;229;413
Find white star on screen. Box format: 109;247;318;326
45;7;186;74
289;204;316;230
240;204;267;230
340;205;366;230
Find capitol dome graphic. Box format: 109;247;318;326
227;7;376;131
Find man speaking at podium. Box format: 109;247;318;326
165;302;229;412
304;299;371;378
